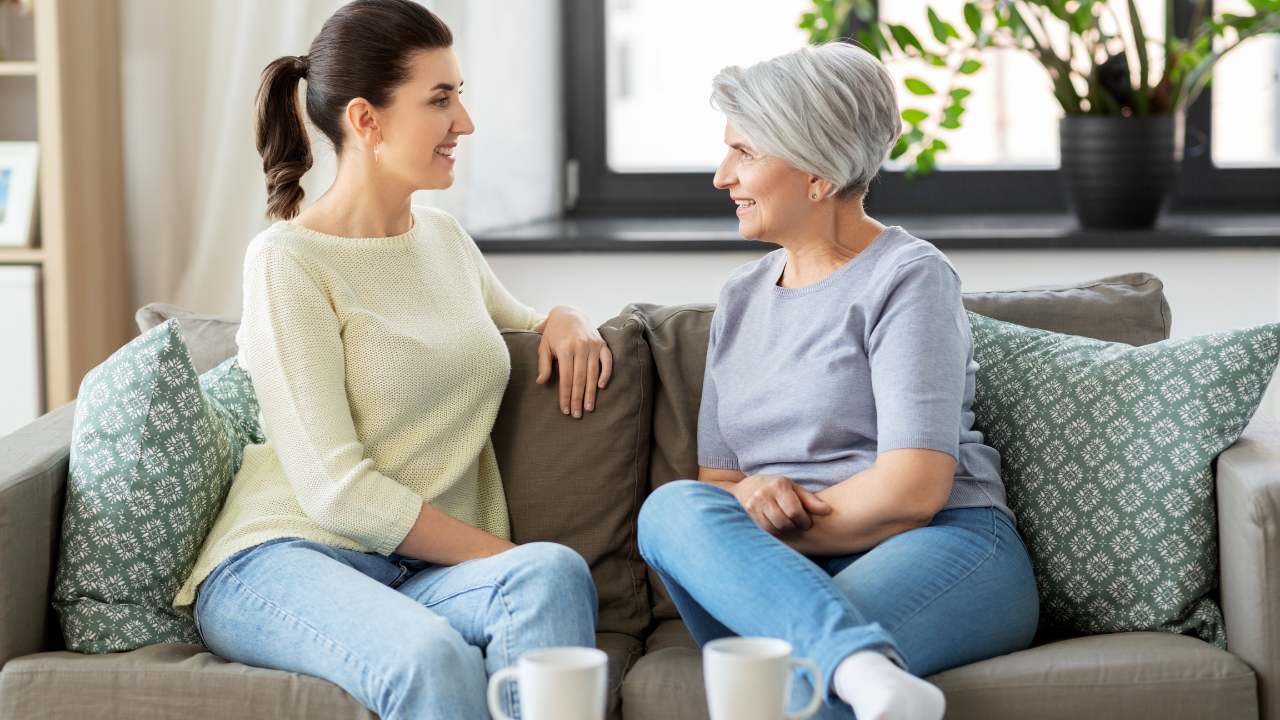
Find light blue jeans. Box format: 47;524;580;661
637;480;1039;720
193;537;598;720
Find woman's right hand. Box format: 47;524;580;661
730;474;833;535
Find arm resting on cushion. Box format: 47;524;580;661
1217;412;1280;720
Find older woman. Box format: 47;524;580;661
637;43;1039;720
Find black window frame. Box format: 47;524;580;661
563;0;1280;218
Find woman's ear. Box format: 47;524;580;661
344;97;381;150
808;175;836;202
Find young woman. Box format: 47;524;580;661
637;43;1040;720
171;2;610;718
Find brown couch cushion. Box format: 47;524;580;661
491;316;655;641
959;271;1172;345
625;271;1175;622
0;632;643;720
621;632;1254;720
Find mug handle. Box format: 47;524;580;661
487;666;520;720
786;657;826;720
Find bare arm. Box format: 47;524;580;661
780;449;957;556
394;504;516;565
698;465;747;489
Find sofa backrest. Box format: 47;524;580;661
624;271;1174;622
134;270;1175;636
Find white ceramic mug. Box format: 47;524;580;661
487;646;608;720
703;637;825;720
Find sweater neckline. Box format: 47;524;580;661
771;225;896;298
281;213;420;247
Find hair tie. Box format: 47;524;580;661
296;55;309;77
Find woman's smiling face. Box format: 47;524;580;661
376;47;474;190
712;121;814;242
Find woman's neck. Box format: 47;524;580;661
777;203;885;289
292;159;415;238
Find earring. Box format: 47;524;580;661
374;142;383;164
810;193;819;200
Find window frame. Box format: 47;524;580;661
562;0;1280;218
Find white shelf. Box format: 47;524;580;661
0;61;37;76
0;247;43;264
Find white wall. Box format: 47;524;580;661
486;247;1280;419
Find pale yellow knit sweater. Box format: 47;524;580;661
173;206;545;612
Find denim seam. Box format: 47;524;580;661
222;567;394;706
422;582;517;714
884;510;1001;639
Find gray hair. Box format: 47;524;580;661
711;42;901;199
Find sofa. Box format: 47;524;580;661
0;271;1276;719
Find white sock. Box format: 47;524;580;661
832;650;945;720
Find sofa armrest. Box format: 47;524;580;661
0;403;75;668
1218;412;1280;720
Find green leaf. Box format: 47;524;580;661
799;11;817;30
904;77;936;95
926;53;949;67
821;1;838;30
902;108;929;124
931;138;949;151
916;148;937;174
949;88;973;101
904;127;926;144
926;7;960;43
939;117;962;129
1070;1;1094;34
963;2;982;35
959;58;983;74
888;24;925;54
943;103;966;122
889;136;910;160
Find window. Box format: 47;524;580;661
605;0;811;172
563;0;1278;217
1212;0;1280;167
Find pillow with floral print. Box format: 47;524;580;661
53;320;261;653
968;312;1279;648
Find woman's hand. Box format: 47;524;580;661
536;305;614;418
730;474;833;535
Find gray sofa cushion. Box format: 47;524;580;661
621;632;1256;720
134;304;239;374
0;402;77;664
0;632;642;720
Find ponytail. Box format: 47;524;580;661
252;0;455;220
255;55;312;220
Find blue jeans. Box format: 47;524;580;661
193;538;598;720
637;480;1039;720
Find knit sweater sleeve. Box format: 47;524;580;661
441;212;546;331
239;242;424;555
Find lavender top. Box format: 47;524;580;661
697;225;1013;523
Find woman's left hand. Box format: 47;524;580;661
536;306;613;418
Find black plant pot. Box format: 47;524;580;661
1059;113;1184;229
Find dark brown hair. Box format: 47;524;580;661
254;0;453;220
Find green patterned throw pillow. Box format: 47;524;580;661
968;312;1280;648
53;320;261;653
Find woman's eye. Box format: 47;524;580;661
433;97;450;107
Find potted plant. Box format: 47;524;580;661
800;0;1280;228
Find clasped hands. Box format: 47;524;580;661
727;473;833;536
